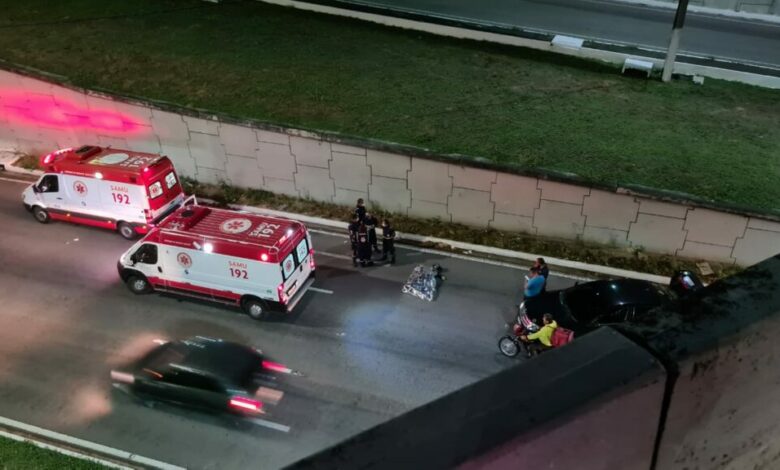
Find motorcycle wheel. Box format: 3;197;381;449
498;336;520;357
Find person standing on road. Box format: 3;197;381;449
356;221;374;267
533;257;550;292
380;218;396;265
364;211;380;253
524;267;545;299
354;198;366;223
348;215;360;267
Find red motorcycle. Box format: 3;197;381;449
498;307;574;358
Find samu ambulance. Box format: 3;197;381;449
117;200;316;319
22;145;185;239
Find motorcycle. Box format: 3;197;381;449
498;304;574;358
498;305;540;358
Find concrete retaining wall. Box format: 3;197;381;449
1;67;779;265
287;328;667;470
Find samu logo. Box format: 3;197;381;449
177;253;193;268
73;180;88;197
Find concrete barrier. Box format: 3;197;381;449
648;254;780;469
285;328;667;470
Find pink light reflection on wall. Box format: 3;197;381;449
0;90;147;135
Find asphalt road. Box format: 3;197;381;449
0;175;577;469
336;0;780;69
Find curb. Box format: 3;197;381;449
222;201;672;285
0;156;669;284
0;416;185;470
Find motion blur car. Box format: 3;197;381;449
519;271;702;334
111;336;293;420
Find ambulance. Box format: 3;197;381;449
117;199;316;320
22;145;185;239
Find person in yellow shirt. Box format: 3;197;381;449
520;313;558;357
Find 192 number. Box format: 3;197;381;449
230;268;248;279
112;193;130;204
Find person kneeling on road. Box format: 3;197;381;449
520;313;557;357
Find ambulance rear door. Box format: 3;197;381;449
279;235;313;308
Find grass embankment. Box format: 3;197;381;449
182;178;741;281
0;1;778;211
0;435;105;469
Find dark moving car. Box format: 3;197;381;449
519;271;702;334
111;336;290;419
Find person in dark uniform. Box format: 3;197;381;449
380;218;396;264
354;198;366;223
356;222;373;267
348;215;360;267
364;211;380;253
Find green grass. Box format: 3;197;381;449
0;435;105;469
1;0;779;211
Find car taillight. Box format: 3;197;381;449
277;283;287;304
110;371;135;384
262;360;293;374
309;249;315;270
229;396;263;413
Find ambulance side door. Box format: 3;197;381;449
63;175;102;217
160;247;213;300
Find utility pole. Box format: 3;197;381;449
662;0;690;82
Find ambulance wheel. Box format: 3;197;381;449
242;298;269;320
117;222;137;240
126;275;152;295
33;206;50;224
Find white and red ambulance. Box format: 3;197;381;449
22;145;185;239
117;200;316;319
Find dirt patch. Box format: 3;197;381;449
13;153;41;171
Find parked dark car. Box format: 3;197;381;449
111;336;293;421
519;271;702;334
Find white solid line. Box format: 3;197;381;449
0;176;29;184
0;430;131;470
309;230;594;282
0;416;186;470
317;251;353;261
248;417;291;433
309;287;334;294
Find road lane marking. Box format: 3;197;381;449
0;176;30;184
310;230;594;282
309;287;334;294
0;429;132;470
247;417;291;433
0;416;185;470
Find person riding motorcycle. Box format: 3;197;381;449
519;313;557;357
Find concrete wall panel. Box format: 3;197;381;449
676;240;735;263
368;176;411;214
490;173;540;217
408;157;452;204
684;208;748;246
219;123;258;158
449;188;494;226
291;136;331;168
583;226;629;246
256;142;296;180
263;177;299;198
538;179;590;204
367;149;410;179
583;190;639;231
409;199;450;220
533;200;586;239
225;154;262;189
628;214;687;254
449;165;496;191
295;164;334;201
188;132;226;171
490;212;535;234
183;115;219;135
330;151;370;192
257;130;290;145
733;229;780;266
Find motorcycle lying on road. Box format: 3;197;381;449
498;307;574;358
